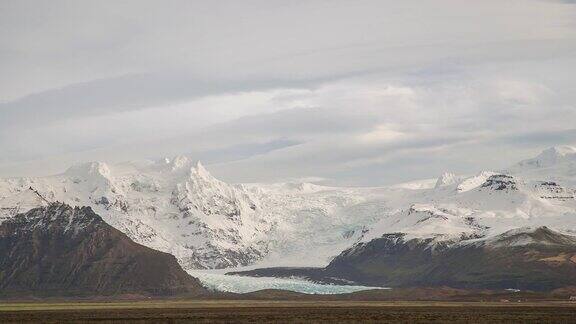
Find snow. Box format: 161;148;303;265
359;169;576;245
390;178;437;190
520;146;576;169
188;270;385;294
456;171;497;192
434;172;460;189
508;145;576;187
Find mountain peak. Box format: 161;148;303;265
0;204;207;297
13;203;100;234
190;160;214;180
537;145;576;160
64;161;111;178
195;160;206;172
434;172;459;188
156;155;193;171
514;145;576;169
486;226;576;247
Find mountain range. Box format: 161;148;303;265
1;145;576;292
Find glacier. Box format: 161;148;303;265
188;270;385;294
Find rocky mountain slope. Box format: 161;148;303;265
331;227;576;290
0;203;206;297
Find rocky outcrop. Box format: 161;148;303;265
480;174;519;191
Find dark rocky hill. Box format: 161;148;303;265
322;227;576;290
0;203;207;297
231;227;576;291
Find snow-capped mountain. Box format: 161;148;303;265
434;172;461;189
0;157;376;269
359;171;576;245
356;146;576;246
1;146;575;273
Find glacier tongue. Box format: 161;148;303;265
189;269;384;294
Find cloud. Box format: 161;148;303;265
4;69;574;186
0;0;575;185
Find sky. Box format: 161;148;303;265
1;0;575;186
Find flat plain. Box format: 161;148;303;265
1;300;576;323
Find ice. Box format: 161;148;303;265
188;270;385;294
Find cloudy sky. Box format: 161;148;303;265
1;0;575;185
